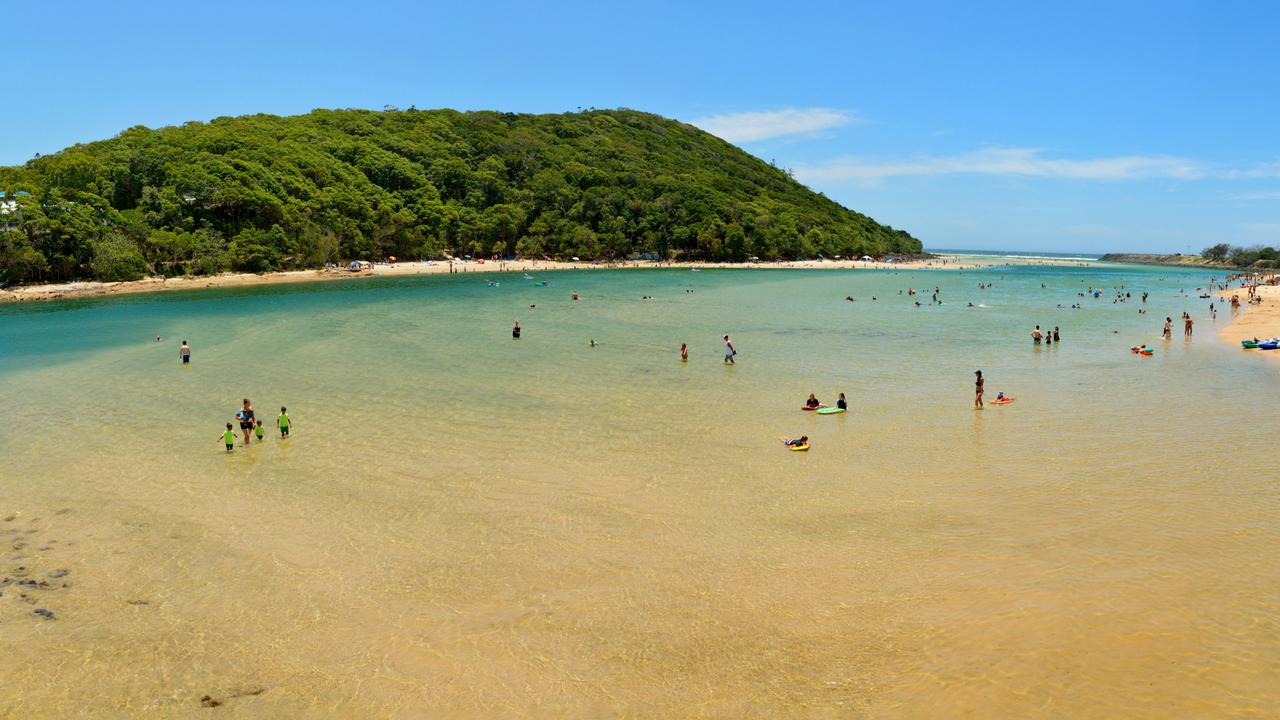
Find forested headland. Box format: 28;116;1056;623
0;108;921;284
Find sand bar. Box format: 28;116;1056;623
0;255;1017;304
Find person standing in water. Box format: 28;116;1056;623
236;398;255;445
512;321;521;339
680;343;688;361
1053;326;1060;342
1184;314;1194;336
723;335;736;364
277;407;292;437
220;423;235;453
836;392;847;410
1031;326;1043;345
179;340;191;364
974;370;984;408
1163;317;1173;339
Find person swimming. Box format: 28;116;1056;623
784;436;809;447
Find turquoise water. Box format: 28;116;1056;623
2;262;1277;717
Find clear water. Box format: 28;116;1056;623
2;264;1276;717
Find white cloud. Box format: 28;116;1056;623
689;108;858;143
794;147;1205;183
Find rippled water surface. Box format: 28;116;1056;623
1;263;1277;717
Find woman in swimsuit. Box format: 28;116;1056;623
237;398;255;445
974;371;984;408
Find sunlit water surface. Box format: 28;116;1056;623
1;263;1276;717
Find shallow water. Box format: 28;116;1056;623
2;263;1277;717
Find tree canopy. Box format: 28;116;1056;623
0;108;921;283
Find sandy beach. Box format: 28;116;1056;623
1219;282;1280;354
0;255;1011;304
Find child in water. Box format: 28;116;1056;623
277;407;292;438
220;423;235;452
785;436;809;447
254;419;265;442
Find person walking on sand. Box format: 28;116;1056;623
723;335;736;364
974;370;984;408
179;340;191;364
236;398;255;445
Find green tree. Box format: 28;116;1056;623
91;232;149;281
1201;243;1230;261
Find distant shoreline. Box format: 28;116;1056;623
1098;253;1233;270
0;255;1018;304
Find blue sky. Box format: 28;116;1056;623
3;0;1278;252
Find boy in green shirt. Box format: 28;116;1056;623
254;419;265;441
277;407;292;438
220;423;235;452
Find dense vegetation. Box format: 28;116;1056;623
0;108;920;283
1201;243;1280;268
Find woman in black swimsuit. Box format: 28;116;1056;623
974;370;984;408
238;398;255;445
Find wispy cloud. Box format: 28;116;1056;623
1221;162;1280;179
689;108;859;143
794;147;1205;183
1223;189;1280;201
